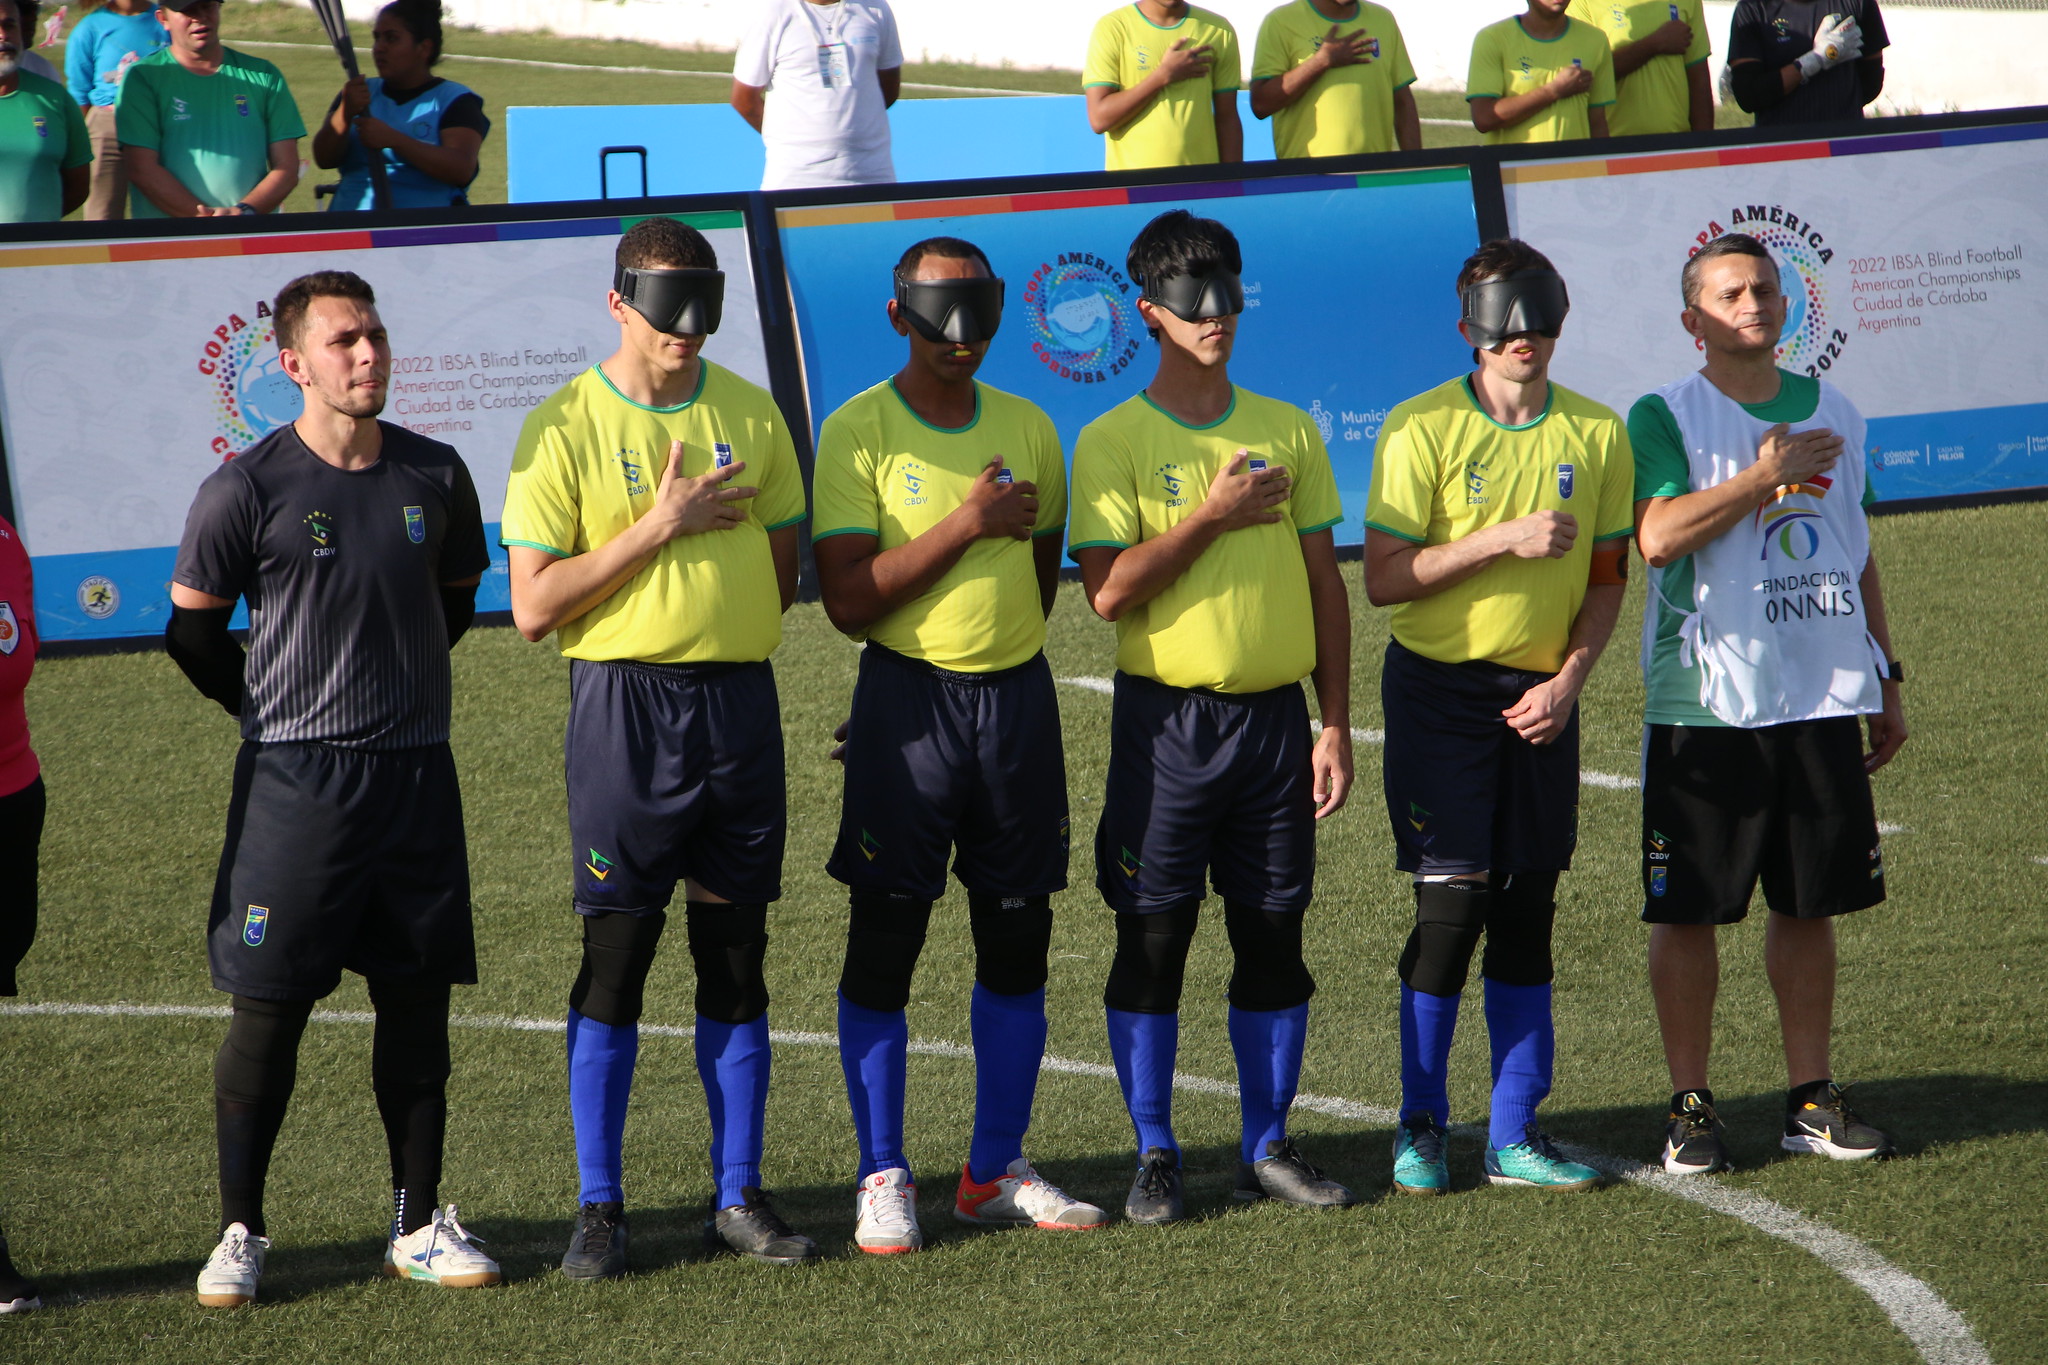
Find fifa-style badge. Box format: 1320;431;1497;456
0;601;18;654
996;467;1015;484
1649;867;1668;898
714;441;735;469
1557;463;1575;499
403;505;425;544
234;94;251;117
31;116;48;139
1247;458;1268;472
244;905;270;946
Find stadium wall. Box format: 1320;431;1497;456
281;0;2047;115
2;106;2044;645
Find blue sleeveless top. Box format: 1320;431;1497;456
332;77;482;211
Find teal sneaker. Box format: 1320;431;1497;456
1484;1126;1600;1191
1391;1115;1450;1196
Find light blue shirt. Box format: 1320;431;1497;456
64;8;169;107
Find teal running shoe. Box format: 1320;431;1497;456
1391;1115;1450;1196
1484;1125;1600;1191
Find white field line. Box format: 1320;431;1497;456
1058;675;1633;790
1;1000;1989;1364
234;39;1471;120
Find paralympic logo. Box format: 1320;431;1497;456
197;300;298;458
1687;204;1846;379
1021;252;1142;386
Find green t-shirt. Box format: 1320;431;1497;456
1630;370;1875;726
114;46;305;217
0;71;92;224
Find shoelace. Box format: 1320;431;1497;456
1523;1127;1571;1163
863;1182;914;1228
573;1206;622;1252
737;1191;797;1238
1133;1156;1176;1199
1676;1102;1720;1139
1810;1084;1868;1131
1401;1118;1446;1163
1270;1136;1326;1180
433;1206;486;1257
212;1228;259;1270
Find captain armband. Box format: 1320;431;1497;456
1589;539;1630;587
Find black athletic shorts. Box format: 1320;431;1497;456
565;657;785;914
0;775;45;996
209;741;475;1001
1380;639;1580;876
1640;718;1884;925
827;643;1069;901
1094;670;1315;914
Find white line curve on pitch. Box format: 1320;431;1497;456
1;1001;1989;1363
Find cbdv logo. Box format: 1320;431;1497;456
1022;252;1141;385
198;301;298;458
1688;205;1846;379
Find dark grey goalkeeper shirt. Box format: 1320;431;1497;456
173;421;489;750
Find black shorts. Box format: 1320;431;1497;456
1641;718;1884;925
1379;640;1580;876
1094;671;1315;914
209;741;475;1001
1;775;45;997
827;644;1069;901
565;658;785;914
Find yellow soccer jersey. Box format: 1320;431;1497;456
501;361;806;664
812;379;1068;673
1466;15;1616;145
1566;0;1710;137
1251;0;1417;159
1366;375;1633;673
1070;387;1343;694
1084;3;1242;171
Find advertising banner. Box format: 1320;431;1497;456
1503;122;2048;502
776;167;1480;545
0;211;766;641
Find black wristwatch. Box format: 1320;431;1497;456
234;201;257;216
1881;659;1905;683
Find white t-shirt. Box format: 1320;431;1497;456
734;0;901;191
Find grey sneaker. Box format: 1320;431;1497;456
1124;1146;1185;1226
705;1188;821;1266
1234;1137;1357;1208
560;1202;629;1280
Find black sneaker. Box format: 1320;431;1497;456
1123;1146;1185;1225
1234;1136;1357;1208
704;1188;821;1267
560;1202;629;1280
1662;1091;1732;1175
0;1235;41;1315
1783;1082;1894;1160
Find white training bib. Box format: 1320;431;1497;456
1651;372;1887;727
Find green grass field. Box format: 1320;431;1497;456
5;500;2045;1363
52;1;1754;217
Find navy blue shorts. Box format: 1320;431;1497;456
1379;639;1579;877
209;741;475;1001
566;658;785;913
1094;671;1315;914
827;644;1069;900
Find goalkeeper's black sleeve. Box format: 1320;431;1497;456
439;581;478;649
1729;61;1790;115
1857;58;1884;107
165;604;245;717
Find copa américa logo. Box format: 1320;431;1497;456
1689;205;1848;380
1022;252;1141;385
198;301;298;459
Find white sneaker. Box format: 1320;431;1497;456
853;1168;922;1255
196;1222;269;1308
384;1205;502;1288
954;1157;1108;1230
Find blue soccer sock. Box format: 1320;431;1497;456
968;984;1047;1185
1484;978;1555;1150
1399;983;1462;1127
1228;1002;1309;1163
694;1014;769;1208
565;1008;638;1206
837;991;909;1182
1105;1007;1179;1159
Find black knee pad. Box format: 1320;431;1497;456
686;901;770;1024
367;977;453;1092
967;893;1053;997
1481;871;1558;987
839;890;932;1013
1397;879;1490;997
1102;899;1200;1015
215;996;315;1105
1223;903;1316;1012
568;910;667;1027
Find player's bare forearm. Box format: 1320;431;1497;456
1589;106;1609;138
1635;467;1789;566
1302;530;1351;731
730;80;765;133
61;163;90;216
125;146;206;216
1214;96;1243;163
242;142;300;213
1858;552;1907;770
771;526;800;612
1250;53;1326;119
1687;61;1714;131
372;124;481;187
1472;90;1548;133
1365;524;1517;606
1556;579;1624;693
814;521;977;635
506;533;661;641
1086;78;1164;135
1034;533;1063;619
1076;513;1227;622
1394;86;1421;151
878;66;901;109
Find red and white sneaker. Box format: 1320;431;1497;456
854;1168;922;1255
953;1158;1108;1230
